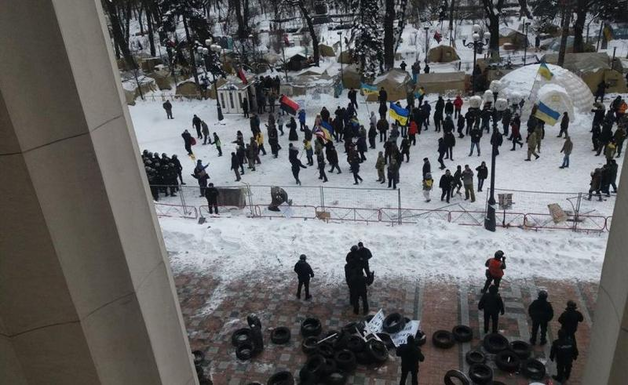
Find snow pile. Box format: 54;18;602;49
498;64;595;112
161;216;606;284
537;84;575;121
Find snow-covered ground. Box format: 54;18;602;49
130;91;621;216
162;216;606;285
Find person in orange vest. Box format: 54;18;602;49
481;250;506;293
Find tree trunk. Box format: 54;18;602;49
233;0;247;39
383;0;395;70
125;0;132;45
573;2;587;53
182;16;201;94
137;3;144;35
296;0;320;65
103;0;136;69
143;0;157;56
517;0;532;19
488;13;500;60
557;6;571;66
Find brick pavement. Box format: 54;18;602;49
176;270;597;385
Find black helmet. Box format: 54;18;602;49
299;254;306;261
172;154;178;159
495;250;504;259
162;153;168;158
350;245;358;252
538;290;548;299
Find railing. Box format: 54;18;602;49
153;202;612;233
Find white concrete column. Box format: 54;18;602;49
0;1;197;384
583;156;628;383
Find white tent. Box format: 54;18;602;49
497;64;594;113
536;84;575;124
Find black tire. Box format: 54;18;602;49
302;336;319;355
510;340;532;360
323;357;337;375
305;355;327;376
195;365;204;377
317;342;335;358
235;342;254;361
444;369;471;385
267;370;294;385
247;315;262;329
522;358;546;380
366;339;388;364
415;330;427;346
334;350;357;372
452;325;473;343
376;333;395;350
192;350;205;365
298;367;318;385
495;350;521;373
468;363;493;385
346;335;365;353
270;327;291;345
324;370;347;385
301;318;323;337
355;351;372;365
382;313;406;334
333;331;350;351
465;350;486;366
342;322;364;335
432;330;455;349
482;333;509;354
232;328;252;346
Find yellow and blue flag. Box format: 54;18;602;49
389;102;409;125
313;124;332;142
414;87;425;99
538;62;553;81
321;120;334;135
361;82;378;96
534;102;560;126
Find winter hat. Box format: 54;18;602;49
538;290;548;299
350;245;358;252
494;250;504;259
567;300;577;309
300;254;306;261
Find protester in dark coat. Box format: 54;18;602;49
475;162;488;192
422;158;431;179
357;242;373;275
558;301;584;347
204;183;219;214
230;153;241;181
294;254;314;300
287;117;299;141
437;138;447;169
550;329;579;383
528;290;554;345
163;100;173;119
396;335;425;385
192;114;202;138
182;130;194;155
478;285;505;334
192;160;209;197
439;169;453;203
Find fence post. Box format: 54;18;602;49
180;185;188;216
397;189;402;225
573;192;582;232
320;186;325;210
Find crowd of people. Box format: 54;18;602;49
148;80;627;220
294;246;583;383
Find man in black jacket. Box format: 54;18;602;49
357;242;372;275
528;290;554;345
192;114;202;138
422;158;431;179
294;254;314;300
478;285;505;334
558;300;584;347
439;169;453;203
396;335;425;385
204;183;219;214
550;329;579;383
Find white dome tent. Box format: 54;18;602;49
496;64;594;113
536;84;575;124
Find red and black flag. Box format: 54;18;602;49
237;67;248;84
279;95;299;115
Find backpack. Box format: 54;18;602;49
488;259;504;278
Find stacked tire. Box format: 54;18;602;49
296;316;391;385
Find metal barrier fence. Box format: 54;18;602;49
152;184;613;232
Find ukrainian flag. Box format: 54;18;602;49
361;83;378;96
389;102;409;125
321;120;334;135
534;102;560;126
313;126;332;142
538;62;553;81
414;87;425;99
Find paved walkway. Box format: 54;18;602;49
176;271;597;385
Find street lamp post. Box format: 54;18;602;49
462;25;491;95
485;97;507;232
198;39;224;122
424;26;430;55
338;31;343;81
522;17;531;65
